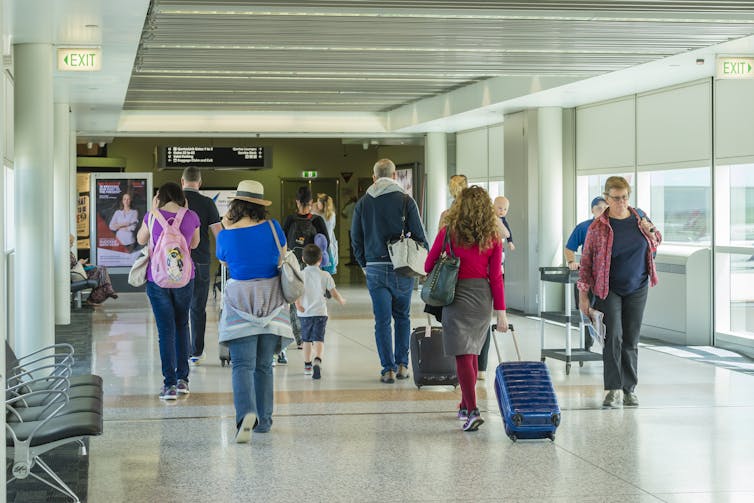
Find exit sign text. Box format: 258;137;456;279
57;48;102;72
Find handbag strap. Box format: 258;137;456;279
268;220;284;267
399;194;408;238
442;227;455;258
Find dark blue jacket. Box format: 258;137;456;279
350;178;427;267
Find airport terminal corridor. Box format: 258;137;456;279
33;281;754;502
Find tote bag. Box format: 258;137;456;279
387;194;427;277
269;220;305;302
420;229;460;306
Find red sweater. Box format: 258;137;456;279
424;227;506;310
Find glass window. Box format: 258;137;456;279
636;166;711;245
726;163;754;246
4;165;13;252
576;172;633;222
716;251;754;340
488;180;504;200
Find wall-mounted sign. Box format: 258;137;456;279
302;170;318;178
717;57;754;79
158;146;269;170
57;48;102;71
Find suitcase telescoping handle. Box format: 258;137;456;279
491;323;522;362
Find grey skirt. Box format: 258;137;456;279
442;278;493;356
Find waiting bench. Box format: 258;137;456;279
5;342;103;502
71;278;98;308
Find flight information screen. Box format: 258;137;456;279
160;146;268;169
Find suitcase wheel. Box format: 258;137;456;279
512;413;523;427
548;433;555;442
510;434;518;442
551;413;561;427
416;384;422;390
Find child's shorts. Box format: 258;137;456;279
299;316;328;343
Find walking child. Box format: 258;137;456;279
295;244;346;379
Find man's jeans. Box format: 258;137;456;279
594;286;648;393
190;263;211;357
146;280;194;387
365;264;414;375
227;333;277;430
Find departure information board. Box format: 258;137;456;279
159;146;268;169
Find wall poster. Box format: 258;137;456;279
198;188;236;219
91;173;153;268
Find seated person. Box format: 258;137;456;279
70;235;118;306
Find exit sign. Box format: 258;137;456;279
717;57;754;79
302;171;318;178
57;48;102;72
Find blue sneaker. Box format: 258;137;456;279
176;379;189;395
159;385;177;400
457;408;469;421
463;409;484;432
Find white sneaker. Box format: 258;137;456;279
234;412;256;444
603;390;621;408
477;371;487;381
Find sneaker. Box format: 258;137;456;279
312;358;322;380
477;371;487;381
159;385;177;400
190;353;206;365
623;391;639;407
234;412;256;444
603;390;621;408
463;409;484;432
176;379;190;395
277;352;288;365
304;362;313;375
457;408;469;421
272;356;277;367
380;370;396;384
396;364;410;380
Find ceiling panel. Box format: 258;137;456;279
124;0;754;113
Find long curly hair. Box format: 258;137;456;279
444;186;500;252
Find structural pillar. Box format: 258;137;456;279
424;132;448;241
53;103;71;325
537;107;564;268
14;43;55;355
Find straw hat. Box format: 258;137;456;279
231;180;272;206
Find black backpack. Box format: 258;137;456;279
286;214;318;262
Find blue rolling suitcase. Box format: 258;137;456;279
492;324;561;442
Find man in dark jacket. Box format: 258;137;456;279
351;158;427;383
181;167;222;366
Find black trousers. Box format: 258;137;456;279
594;286;648;392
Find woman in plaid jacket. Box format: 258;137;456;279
577;176;662;409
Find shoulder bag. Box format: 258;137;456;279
128;213;153;287
387;194;428;277
420;228;460;306
269;220;305;302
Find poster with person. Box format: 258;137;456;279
93;175;150;267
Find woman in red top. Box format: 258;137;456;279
425;186;508;432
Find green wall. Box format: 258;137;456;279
106;137;424;260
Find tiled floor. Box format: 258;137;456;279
26;274;754;502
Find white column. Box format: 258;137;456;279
0;0;7;492
53;103;71;325
538;108;565;309
424;132;448;242
14;44;55;355
537;107;564;268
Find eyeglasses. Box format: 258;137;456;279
605;194;629;202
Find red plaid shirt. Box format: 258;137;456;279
577;207;662;299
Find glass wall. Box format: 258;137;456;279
576;172;633;222
4;164;12;252
715;163;754;343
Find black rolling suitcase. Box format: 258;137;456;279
492;324;561;442
218;264;231;367
410;316;458;389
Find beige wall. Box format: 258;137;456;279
105;137;424;261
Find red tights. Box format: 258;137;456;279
455;354;478;411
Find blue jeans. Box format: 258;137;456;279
228;334;277;431
365;264;414;375
146;280;194;387
190;263;211;357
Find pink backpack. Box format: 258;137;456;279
149;208;193;288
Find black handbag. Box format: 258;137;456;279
420;229;460;307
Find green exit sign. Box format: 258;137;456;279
302;171;318;178
57;48;102;72
717;57;754;79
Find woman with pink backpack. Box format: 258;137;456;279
136;182;200;400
